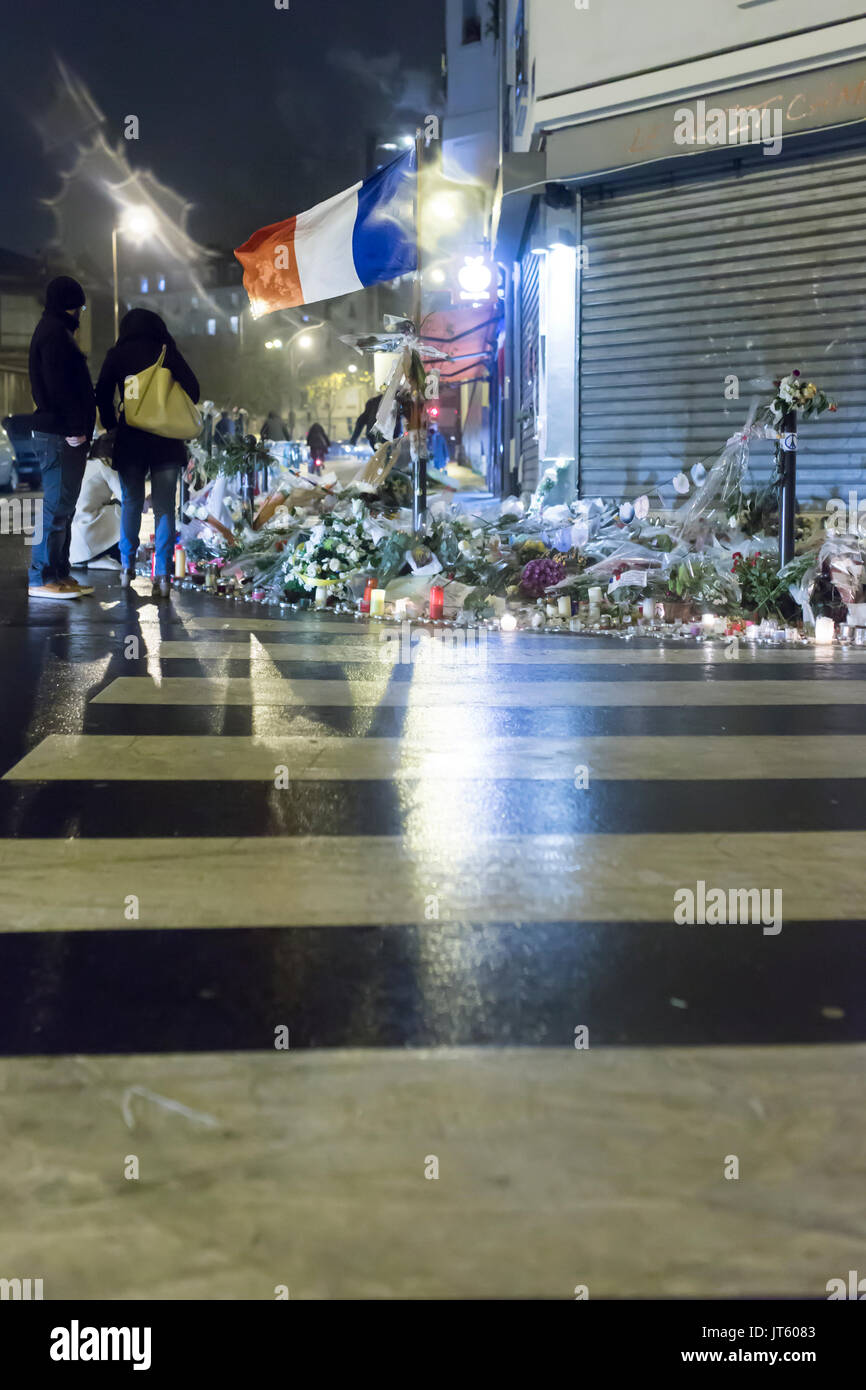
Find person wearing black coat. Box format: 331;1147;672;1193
95;308;200;597
27;275;97;599
350;393;383;448
306;421;330;474
260;409;288;442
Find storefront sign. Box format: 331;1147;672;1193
546;57;866;182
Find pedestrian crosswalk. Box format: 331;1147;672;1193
0;597;864;1298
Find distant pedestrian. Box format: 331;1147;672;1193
27;275;97;600
261;408;289;441
350;393;383;448
428;421;449;473
306;421;330;474
215;408;235;445
95;308;200;599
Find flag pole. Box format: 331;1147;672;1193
412;128;427;535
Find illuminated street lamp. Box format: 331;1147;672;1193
112;203;158;338
457;255;493;301
429;192;459;224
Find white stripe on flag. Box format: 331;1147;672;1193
294;182;363;303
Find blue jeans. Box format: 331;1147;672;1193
29;433;88;586
117;463;179;577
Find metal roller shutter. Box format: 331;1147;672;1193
518;246;541;493
579;138;866;502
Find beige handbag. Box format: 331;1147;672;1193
123;346;201;440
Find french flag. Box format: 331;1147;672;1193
234;150;417;316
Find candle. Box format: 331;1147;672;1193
814;616;835;645
205;568;216;591
370;588;386;617
545;602;557;619
314;586;328;609
429;585;444;620
174;545;186;579
855;628;866;646
393;598;408;619
360;578;374;613
641;597;655;621
587;586;603;605
701;613;715;631
558;595;572;618
500;612;517;631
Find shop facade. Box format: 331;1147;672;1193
495;2;866;503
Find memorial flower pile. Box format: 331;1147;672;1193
177;371;860;636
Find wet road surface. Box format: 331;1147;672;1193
0;575;864;1297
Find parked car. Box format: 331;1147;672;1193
1;415;41;490
0;421;19;494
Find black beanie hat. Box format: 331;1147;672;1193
45;276;86;313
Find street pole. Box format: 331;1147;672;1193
111;226;119;340
778;408;797;567
412;130;428;535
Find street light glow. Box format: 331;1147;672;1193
429;193;458;224
298;334;313;349
120;204;157;242
347;363;358;373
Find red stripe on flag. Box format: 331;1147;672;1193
234;215;302;314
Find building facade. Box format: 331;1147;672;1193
494;0;866;503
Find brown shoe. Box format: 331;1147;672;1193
28;582;81;600
60;577;94;596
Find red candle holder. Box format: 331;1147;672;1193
360;578;375;614
429;585;444;620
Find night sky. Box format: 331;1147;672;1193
0;0;445;255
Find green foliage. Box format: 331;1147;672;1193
204;435;272;482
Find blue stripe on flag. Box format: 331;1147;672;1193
352;149;418;288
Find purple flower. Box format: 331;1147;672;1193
521;556;566;597
792;369;800;377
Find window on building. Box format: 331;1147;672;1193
229;316;239;334
462;0;481;44
157;277;166;292
140;277;149;294
206;318;216;336
0;294;42;349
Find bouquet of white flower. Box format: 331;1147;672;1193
769;371;837;422
284;509;383;592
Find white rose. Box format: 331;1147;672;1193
329;559;341;572
349;549;360;563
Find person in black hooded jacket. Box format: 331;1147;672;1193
27;275;97;600
95;308;200;597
